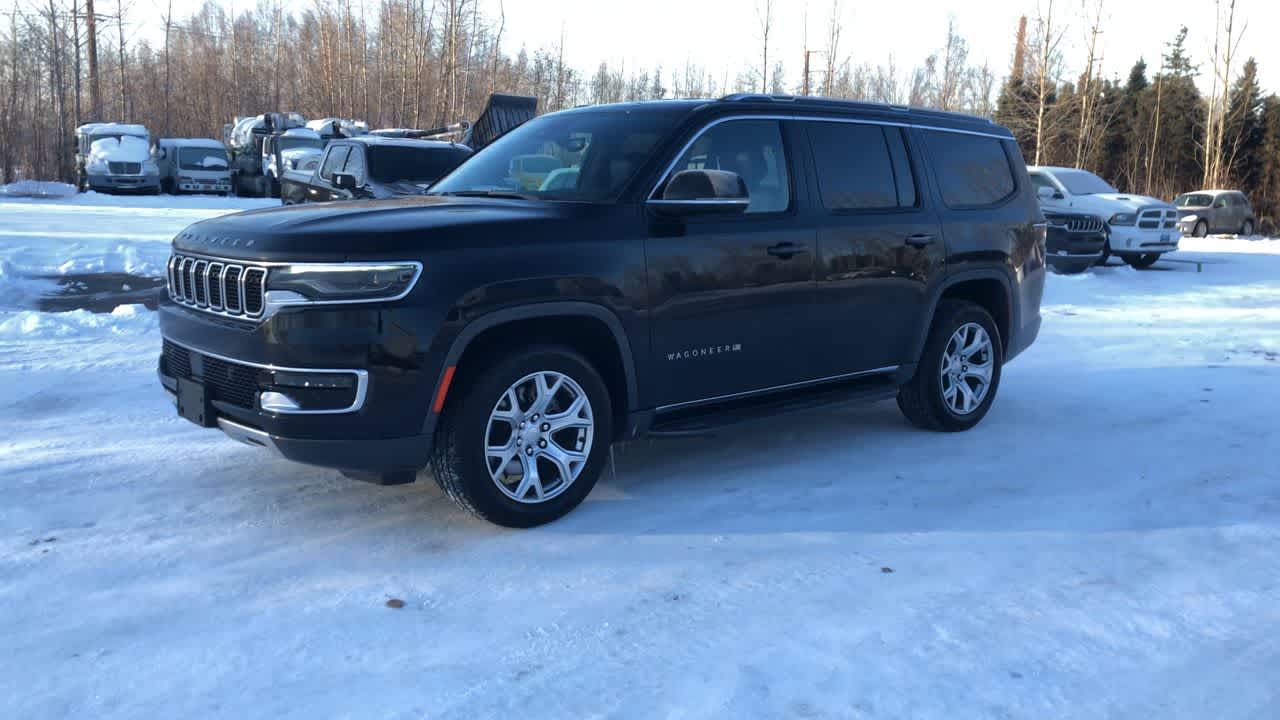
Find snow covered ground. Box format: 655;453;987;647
1;194;1278;719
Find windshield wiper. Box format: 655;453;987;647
436;189;534;200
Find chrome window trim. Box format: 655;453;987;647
655;365;899;413
163;337;370;415
648;113;1014;201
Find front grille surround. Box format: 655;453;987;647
1052;216;1105;233
1138;208;1179;231
107;161;142;175
168;252;266;319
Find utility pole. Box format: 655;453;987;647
802;49;811;96
85;0;100;121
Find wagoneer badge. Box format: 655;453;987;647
667;344;742;361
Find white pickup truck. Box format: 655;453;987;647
1028;166;1180;269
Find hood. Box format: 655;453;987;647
171;195;596;262
89;135;150;163
1080;192;1173;212
372;179;434;198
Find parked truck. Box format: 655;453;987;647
153;138;232;195
225;112;306;197
74;123;160;194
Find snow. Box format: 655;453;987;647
1;195;1278;718
89;134;152;164
0;181;78;198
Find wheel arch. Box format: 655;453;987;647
428;302;638;439
912;270;1015;363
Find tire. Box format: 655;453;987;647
1124;253;1159;269
1095;242;1111;266
1193;220;1209;238
1241;219;1254;236
429;345;613;528
897;299;1003;432
161;178;175;195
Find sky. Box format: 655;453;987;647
60;0;1280;97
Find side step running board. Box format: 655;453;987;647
647;375;901;437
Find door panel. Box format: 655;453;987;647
805;121;945;375
645;119;820;408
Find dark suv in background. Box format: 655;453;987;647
159;95;1045;527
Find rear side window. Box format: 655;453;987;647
924;130;1016;208
806;122;901;210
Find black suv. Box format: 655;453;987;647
159;95;1046;527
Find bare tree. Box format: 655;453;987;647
755;0;773;93
1030;0;1066;164
821;0;842;96
1203;0;1245;187
1074;0;1105;168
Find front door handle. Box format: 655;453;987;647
766;242;809;259
905;233;936;248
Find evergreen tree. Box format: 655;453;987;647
1256;96;1280;228
1221;58;1265;194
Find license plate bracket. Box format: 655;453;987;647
177;377;216;427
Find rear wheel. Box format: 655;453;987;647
1124;253;1160;269
897;300;1003;432
430;346;612;528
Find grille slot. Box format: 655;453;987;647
166;253;267;320
1065;217;1103;233
162;340;260;410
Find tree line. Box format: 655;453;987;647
2;0;1278;226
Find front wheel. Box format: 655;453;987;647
430;346;613;528
1124;253;1160;269
1241;220;1254;236
897;299;1003;432
1193;220;1209;238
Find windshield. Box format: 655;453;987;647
1175;193;1213;207
276;137;323;153
430;107;689;201
178;147;229;171
1053;169;1117;195
369;145;472;183
90;133;145;145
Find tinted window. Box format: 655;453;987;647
1049;168;1116;195
669;120;790;213
806;122;897;210
177;147;228;171
368;145;471;183
1175;193;1213;207
320;146;350;180
925;131;1016;207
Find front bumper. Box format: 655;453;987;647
1107;225;1179;254
87;172;159;191
157;299;449;473
177;180;232;193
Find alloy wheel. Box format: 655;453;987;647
484;371;594;504
939;322;994;416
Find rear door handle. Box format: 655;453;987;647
766;242;809;259
905;233;936;248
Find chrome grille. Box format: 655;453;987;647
167;252;267;319
1065;216;1104;233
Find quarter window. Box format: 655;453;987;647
806;122;915;210
924;131;1017;208
668;120;791;214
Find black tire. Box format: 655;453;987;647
1095;242;1111;266
1193;220;1209;238
429;345;613;528
161;178;175;195
1124;253;1159;269
897;299;1003;432
1241;219;1254;236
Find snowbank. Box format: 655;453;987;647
0;181;78;199
0;303;154;339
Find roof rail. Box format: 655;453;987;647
719;93;798;103
717;93;997;125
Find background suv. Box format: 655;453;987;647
1174;190;1257;237
1029;166;1180;269
159;95;1045;527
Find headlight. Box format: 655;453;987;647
1109;213;1136;226
1180;214;1198;223
266;262;421;302
87;157;107;172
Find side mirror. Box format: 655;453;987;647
333;172;358;190
1036;186;1063;201
648;169;750;216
